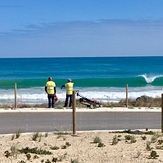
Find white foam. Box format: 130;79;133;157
0;86;162;105
140;74;163;83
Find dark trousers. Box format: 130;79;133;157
48;94;55;108
64;94;72;107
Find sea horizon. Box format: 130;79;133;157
0;55;163;59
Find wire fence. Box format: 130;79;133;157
0;110;161;135
0;90;162;135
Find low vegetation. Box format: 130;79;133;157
2;130;163;162
103;96;161;108
0;95;161;109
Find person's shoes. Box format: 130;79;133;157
63;105;67;107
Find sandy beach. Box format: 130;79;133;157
0;129;163;163
0;107;162;162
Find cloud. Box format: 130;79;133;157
0;19;163;57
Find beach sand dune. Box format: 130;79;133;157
0;130;163;163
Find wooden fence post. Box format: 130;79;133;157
126;84;128;108
72;90;76;135
14;83;17;109
161;94;163;133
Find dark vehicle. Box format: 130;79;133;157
76;90;101;108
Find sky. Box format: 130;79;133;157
0;0;163;58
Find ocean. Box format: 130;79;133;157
0;56;163;105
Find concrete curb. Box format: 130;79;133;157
0;107;161;113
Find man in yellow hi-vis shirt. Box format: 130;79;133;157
61;78;74;107
45;77;56;108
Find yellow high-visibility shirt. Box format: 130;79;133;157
46;81;56;94
65;82;74;95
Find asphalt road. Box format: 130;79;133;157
0;111;161;134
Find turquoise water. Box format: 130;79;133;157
0;56;163;104
0;56;163;88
